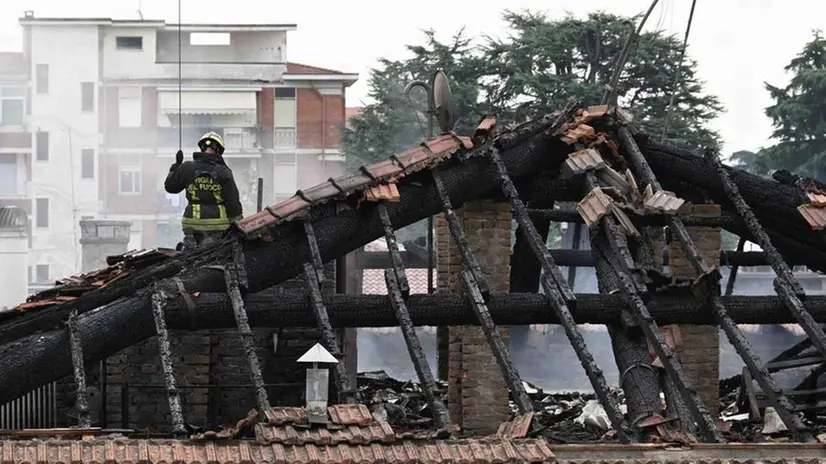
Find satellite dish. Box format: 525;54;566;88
431;70;455;134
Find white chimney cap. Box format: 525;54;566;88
297;343;338;364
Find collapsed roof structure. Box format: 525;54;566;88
1;104;826;462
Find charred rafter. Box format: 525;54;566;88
224;244;271;414
488;147;630;441
705;149;826;350
618;128;810;441
150;289;186;435
725;237;747;297
431;168;533;415
584;171;722;442
66;310;91;429
303;219;355;403
386;269;451;430
377;203;410;298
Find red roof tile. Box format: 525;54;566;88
286;62;344;75
327;404;373;427
0;438;555;464
254;421;396;446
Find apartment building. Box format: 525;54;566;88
13;11;357;284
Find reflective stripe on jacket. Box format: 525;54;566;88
164;152;243;232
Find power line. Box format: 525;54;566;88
660;0;698;142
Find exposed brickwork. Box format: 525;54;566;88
258;88;274;149
98;262;339;430
437;201;511;435
296;88;344;150
668;204;721;411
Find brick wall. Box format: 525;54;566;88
437;201;511;435
98;262;339;431
296;88;344;150
668;204;721;411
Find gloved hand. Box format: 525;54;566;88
169;150;184;172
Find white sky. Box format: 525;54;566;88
0;0;822;154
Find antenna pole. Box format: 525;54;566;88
177;0;182;151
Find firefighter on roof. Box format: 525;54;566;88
164;131;243;251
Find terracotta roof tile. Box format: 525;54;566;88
0;438;555;464
286;62;344;75
264;407;308;426
327;404;373;427
497;412;534;439
363;184;400;203
254;421;396;446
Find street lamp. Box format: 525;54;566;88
403;70;455;295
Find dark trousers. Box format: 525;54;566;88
181;230;224;252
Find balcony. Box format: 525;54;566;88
104;62;287;83
274;128;296;149
157;127;263;152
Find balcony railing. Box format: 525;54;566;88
274;127;296;148
157;127;263;152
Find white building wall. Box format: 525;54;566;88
29;24;101;280
0;230;28;311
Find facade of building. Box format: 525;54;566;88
8;11;357;288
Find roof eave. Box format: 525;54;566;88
283;73;359;86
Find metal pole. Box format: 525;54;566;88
256;177;263;212
403;79;436;294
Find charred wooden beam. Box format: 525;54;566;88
386;269;451;430
150;289;186;435
528;208;742;228
489;147;630;440
377;203;410;298
376;201;448;428
303;263;355;403
9;290;826;407
432;168;533;415
725;237;747;297
0;109;580;349
584;168;721;442
66;310;91;429
224;255;271;414
303;220;326;285
361;249;785;269
618;127;810;441
705;150;826;356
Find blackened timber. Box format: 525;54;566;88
618;127;809;439
361;249;783;269
528;208;742;228
385;269;451;430
431;168;533;415
377;202;410;298
705;151;826;353
149;290;186;435
489;148;574;302
303;220;326;285
725;237;747;296
224;262;271;414
66;310;91;429
489;147;630;440
593;238;723;442
303;263;355;403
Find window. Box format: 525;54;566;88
35;64;48;94
81;148;94;179
35;197;49;228
118;154;141;195
275;88;296;99
81;82;94;112
118;87;142;128
274;88;296;148
0;87;25;126
0;154;18;196
36;131;49;162
273;163;297;197
34;264;49;283
116;36;143;50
